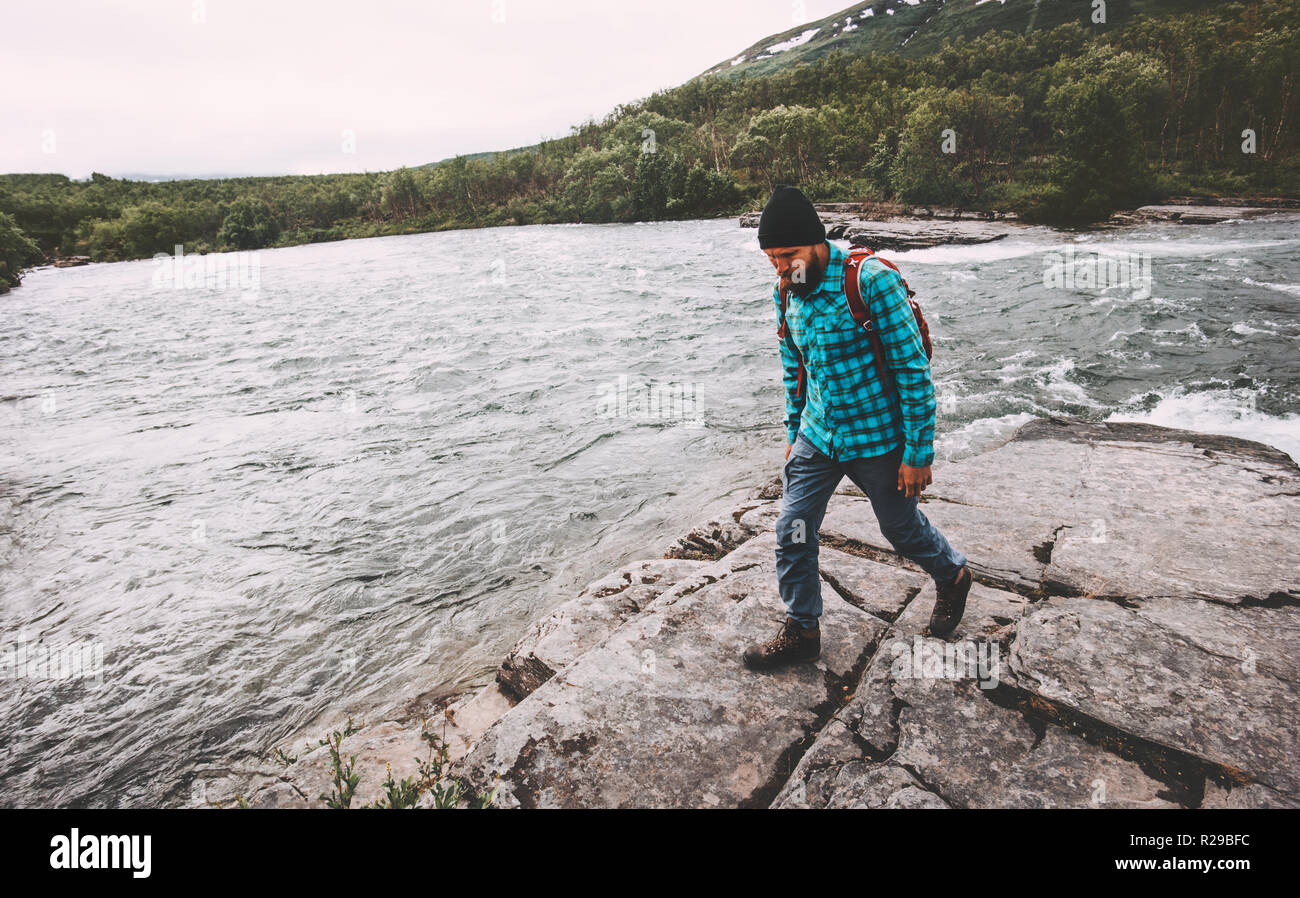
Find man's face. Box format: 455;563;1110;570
764;243;827;298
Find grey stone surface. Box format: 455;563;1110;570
662;501;768;560
815;546;930;621
497;557;711;700
847;416;1300;606
888;677;1179;809
771;721;950;809
1007;594;1300;799
1202;780;1300;809
842;221;1012;250
1115;205;1287;224
229;683;516;809
775;578;1178;808
454;534;889;808
1040;438;1298;604
838;576;1029;760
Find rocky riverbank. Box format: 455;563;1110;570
222;416;1299;809
739;202;1024;250
737;198;1300;249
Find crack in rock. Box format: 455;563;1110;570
980;680;1247;807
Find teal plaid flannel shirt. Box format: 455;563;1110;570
775;241;936;468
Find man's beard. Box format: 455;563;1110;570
786;255;827;298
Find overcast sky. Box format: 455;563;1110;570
1;0;853;179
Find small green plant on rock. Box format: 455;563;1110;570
318;717;363;808
364;717;499;809
244;712;500;808
269;746;298;768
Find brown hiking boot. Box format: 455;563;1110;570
926;565;972;638
743;617;820;670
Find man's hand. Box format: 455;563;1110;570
785;442;793;461
897;463;932;498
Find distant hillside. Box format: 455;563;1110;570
419;145;539;169
426;1;1223;171
2;0;1292;277
702;0;1221;78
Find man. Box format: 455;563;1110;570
743;185;972;671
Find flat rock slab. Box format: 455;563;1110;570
1203;780;1299;809
1008;595;1300;800
777;677;1180;809
497;557;711;700
772;719;951;809
454;533;888;808
1041;438;1299;604
888;675;1180;809
662;500;768;560
831;575;1030;761
1124;205;1282;224
842;221;1013;250
815;545;930;622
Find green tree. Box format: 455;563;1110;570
80;217;129;261
217;196;281;250
380;167;424;220
733;105;831;190
1037;76;1155;223
891;87;1024;207
558;147;629;222
632;150;686;219
0;212;42;290
117;201;189;256
863;130;900;199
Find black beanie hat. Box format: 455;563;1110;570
757;185;826;249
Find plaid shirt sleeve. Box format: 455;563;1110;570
861;262;936;468
774;284;805;444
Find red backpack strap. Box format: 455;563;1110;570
843;246;896;395
850;248;933;358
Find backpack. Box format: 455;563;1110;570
777;243;932;399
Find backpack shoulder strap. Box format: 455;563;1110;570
843;246;896;395
842;247;872;328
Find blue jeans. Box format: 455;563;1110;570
777;431;968;628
